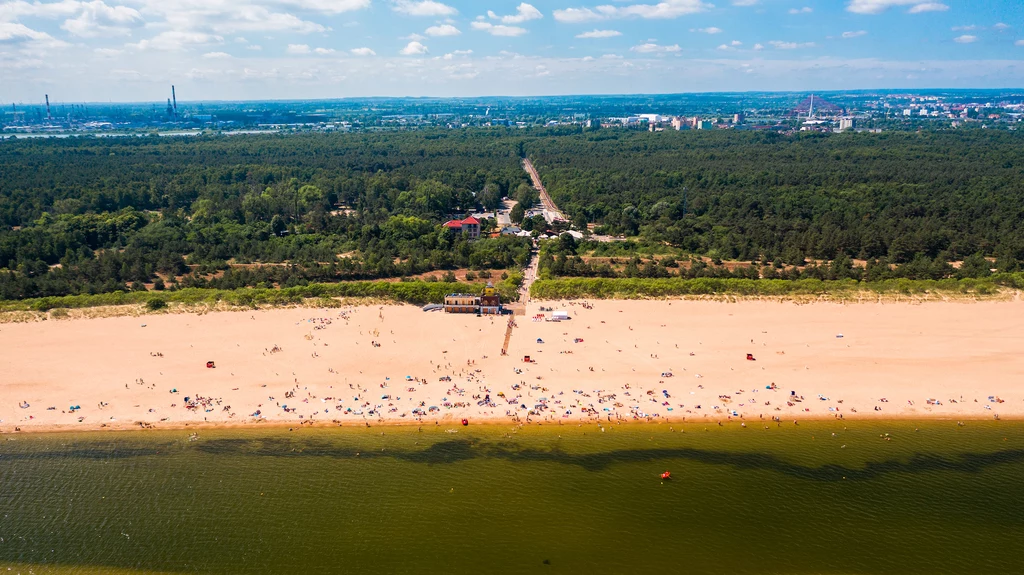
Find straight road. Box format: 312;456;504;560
522;158;564;222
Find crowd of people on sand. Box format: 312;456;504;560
3;302;1016;431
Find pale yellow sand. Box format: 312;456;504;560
1;299;1022;432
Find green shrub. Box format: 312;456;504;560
146;298;168;311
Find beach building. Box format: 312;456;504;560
480;283;501;315
443;294;480;314
444;282;503;314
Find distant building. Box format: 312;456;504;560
839;117;855;131
733;113;744;124
443;216;481;239
696;120;713;130
444;283;502;315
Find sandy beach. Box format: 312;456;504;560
2;299;1022;432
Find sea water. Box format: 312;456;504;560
1;421;1022;574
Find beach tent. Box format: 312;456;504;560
552;311;569;321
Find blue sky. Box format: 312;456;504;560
0;0;1022;102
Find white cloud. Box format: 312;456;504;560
400;40;429;54
491;3;543;24
789;7;812;14
846;0;948;14
954;34;977;44
576;29;622;38
442;49;472;59
279;0;370;14
402;33;427;41
0;0;145;39
202;51;231;58
716;43;734;50
630;42;681;53
59;1;142;38
1016;40;1024;46
471;21;528;36
286;43;311;54
952;25;977;31
350;47;376;55
0;21;70;51
552;7;602;22
842;30;867;38
554;0;711;22
392;0;457;17
127;31;223;51
908;2;948;13
425;24;460;36
993;23;1010;31
769;40;815;49
100;1;334;39
0;0;78;22
314;47;335;54
753;43;764;50
732;0;758;5
0;21;46;41
695;27;722;34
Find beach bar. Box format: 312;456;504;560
444;283;502;314
443;294;480;314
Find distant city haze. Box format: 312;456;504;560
1;0;1023;103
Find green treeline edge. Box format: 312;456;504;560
2;276;522;313
529;274;1024;299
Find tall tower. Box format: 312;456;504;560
45;94;51;120
808;94;815;120
171;85;177;118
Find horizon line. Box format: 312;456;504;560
2;87;1024;107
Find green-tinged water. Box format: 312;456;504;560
1;422;1023;574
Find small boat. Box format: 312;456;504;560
660;471;671;480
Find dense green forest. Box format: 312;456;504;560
532;129;1024;268
0;131;532;300
2;128;1023;304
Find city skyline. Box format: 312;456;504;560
1;0;1023;102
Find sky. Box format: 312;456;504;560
0;0;1022;102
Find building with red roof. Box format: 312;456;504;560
443;216;480;239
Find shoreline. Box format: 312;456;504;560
3;299;1023;435
2;412;1018;436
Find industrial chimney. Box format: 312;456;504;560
45;94;51;120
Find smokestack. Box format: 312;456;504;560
45;94;51;120
171;85;177;116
